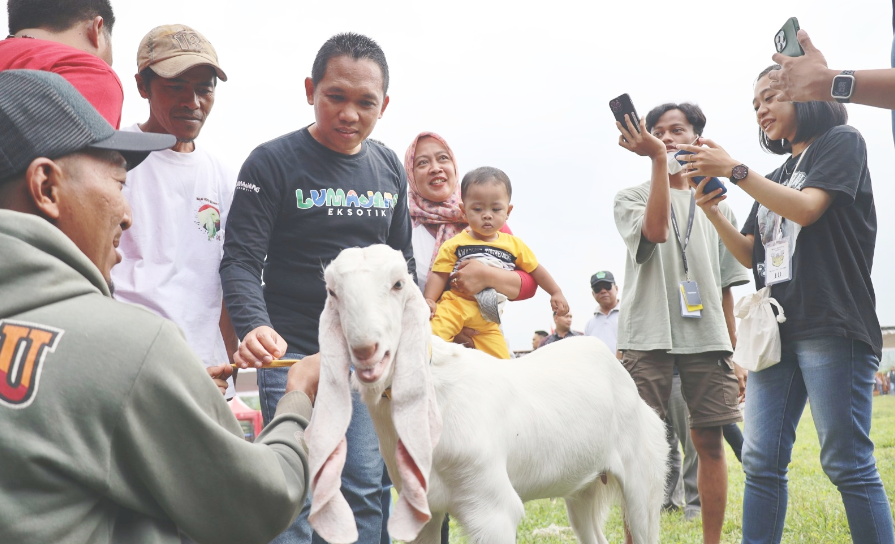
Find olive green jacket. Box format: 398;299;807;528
0;210;311;544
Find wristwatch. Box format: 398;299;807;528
831;70;856;103
729;164;749;185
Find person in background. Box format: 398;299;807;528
532;330;549;351
540;311;582;346
405;132;538;348
0;69;316;544
221;33;413;544
1;0;122;128
112;24;237;398
679;63;893;543
614;101;750;544
584;270;621;356
404;132;539;543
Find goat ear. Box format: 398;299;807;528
306;301;358;543
388;283;443;541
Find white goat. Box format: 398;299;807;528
305;245;668;544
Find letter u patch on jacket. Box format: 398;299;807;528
0;320;64;409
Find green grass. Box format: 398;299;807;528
440;395;895;544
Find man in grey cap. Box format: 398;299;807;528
584;270;621;357
0;69;317;544
111;24;238;397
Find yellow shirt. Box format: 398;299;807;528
432;230;539;275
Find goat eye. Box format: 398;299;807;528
327;289;337;298
392;280;403;290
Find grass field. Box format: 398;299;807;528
444;395;895;544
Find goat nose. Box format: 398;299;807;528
352;343;378;361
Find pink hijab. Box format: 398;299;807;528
404;132;466;267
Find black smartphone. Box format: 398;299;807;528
609;93;640;133
774;17;803;57
674;150;728;198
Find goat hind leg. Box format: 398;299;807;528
619;467;661;544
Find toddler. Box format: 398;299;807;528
423;166;569;358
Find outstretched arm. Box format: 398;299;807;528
677;139;834;227
617;115;672;243
770;29;895;110
529;265;569;315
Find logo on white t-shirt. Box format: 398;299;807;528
195;201;222;240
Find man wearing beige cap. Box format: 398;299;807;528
111;24;239;398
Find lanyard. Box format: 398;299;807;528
766;147;810;244
670;190;696;279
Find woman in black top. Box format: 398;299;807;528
676;65;893;544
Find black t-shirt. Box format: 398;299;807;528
741;125;881;356
221;127;415;354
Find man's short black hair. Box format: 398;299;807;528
311;32;389;94
755;65;848;155
460;166;512;200
8;0;115;35
534;330;549;338
645;102;707;136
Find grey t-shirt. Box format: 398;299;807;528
614;182;750;354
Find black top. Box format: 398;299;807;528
221;127;415;354
741;125;881;357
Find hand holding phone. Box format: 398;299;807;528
675;150;727;198
774;17;804;57
609;93;640;133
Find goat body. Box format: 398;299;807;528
306;245;668;544
367;337;668;544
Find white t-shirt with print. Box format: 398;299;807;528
112;124;237;396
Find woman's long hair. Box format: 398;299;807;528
756;65;848;155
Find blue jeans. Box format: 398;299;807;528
741;336;894;544
258;356;384;544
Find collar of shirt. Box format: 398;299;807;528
594;303;621;317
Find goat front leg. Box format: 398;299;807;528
406;512;445;544
451;476;524;544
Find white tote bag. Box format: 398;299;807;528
732;287;787;372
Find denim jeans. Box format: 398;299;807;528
258;355;383;544
741;336;894;544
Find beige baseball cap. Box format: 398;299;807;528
136;24;228;81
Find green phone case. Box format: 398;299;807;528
774;17;804;57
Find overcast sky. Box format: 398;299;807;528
6;0;893;353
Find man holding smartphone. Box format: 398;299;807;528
612;102;750;544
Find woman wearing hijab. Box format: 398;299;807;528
404;131;537;298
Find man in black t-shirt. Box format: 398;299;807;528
220;33;414;544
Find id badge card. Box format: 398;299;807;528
764;238;792;286
679;280;703;318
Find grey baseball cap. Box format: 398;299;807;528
0;70;175;180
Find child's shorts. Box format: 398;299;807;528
431;291;511;359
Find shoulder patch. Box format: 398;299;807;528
0;320;64;409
